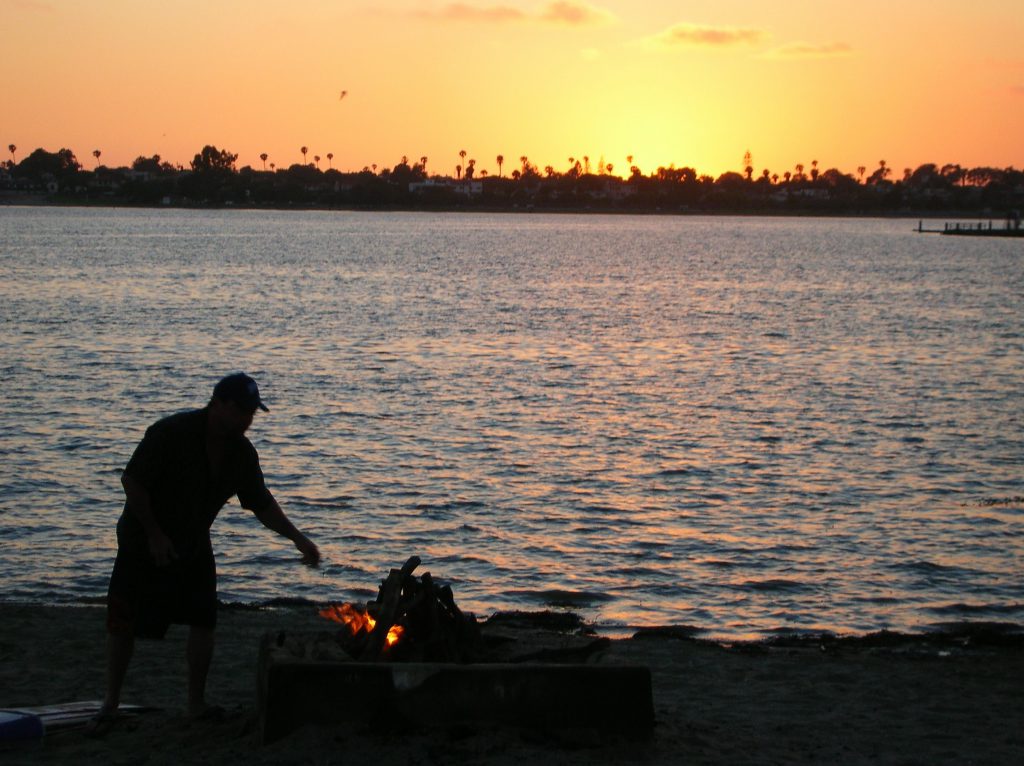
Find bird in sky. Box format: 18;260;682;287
339;90;348;100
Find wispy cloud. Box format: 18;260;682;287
540;1;614;25
647;23;767;48
765;41;854;59
422;2;613;25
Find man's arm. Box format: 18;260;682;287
121;472;178;566
252;493;321;565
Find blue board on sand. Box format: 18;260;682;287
0;701;148;741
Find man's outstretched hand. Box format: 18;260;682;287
294;534;321;567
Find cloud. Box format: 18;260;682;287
649;23;767;48
423;2;612;25
540;1;614;25
765;41;854;59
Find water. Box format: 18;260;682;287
1;206;1021;640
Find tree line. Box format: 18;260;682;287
3;143;1022;216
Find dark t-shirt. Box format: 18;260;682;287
117;407;273;559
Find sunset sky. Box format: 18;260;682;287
5;0;1023;178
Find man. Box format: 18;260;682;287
91;373;320;732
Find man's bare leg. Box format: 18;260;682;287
186;625;215;717
102;630;134;713
85;630;134;735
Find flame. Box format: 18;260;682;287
319;603;405;647
385;624;404;646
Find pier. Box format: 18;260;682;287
917;219;1024;237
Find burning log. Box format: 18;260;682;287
318;556;482;663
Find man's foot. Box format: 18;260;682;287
83;708;120;738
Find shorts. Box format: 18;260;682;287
106;545;217;639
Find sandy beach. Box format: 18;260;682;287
1;603;1021;765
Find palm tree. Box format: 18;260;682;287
810;159;819;182
92;149;102;168
582;155;590;175
456;164;462;180
270;162;276;171
459;149;467;178
8;144;16;164
520;156;529;176
327;152;334;169
420;156;427;174
314;155;321;169
301;146;308;165
795;163;804;180
857;165;866;183
496;154;504;178
260;153;269;171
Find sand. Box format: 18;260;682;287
1;603;1021;765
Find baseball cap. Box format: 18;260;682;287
213;373;269;412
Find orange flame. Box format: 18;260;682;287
319;603;404;647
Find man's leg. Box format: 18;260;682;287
186;624;215;716
101;629;135;713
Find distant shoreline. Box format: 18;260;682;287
0;196;1013;222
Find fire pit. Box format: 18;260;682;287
257;557;654;743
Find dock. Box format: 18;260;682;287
916;219;1024;237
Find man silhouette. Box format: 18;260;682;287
90;373;320;732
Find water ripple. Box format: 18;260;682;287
1;209;1022;639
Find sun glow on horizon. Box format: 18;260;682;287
4;1;1023;179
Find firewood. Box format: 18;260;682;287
359;556;420;660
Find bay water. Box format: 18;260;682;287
1;206;1021;639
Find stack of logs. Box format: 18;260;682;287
321;556;482;662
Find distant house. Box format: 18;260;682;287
591;179;635;200
409;178;482;196
790;187;830;200
90;168;124;191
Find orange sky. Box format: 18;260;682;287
4;0;1023;178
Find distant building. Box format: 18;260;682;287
409;178;482;196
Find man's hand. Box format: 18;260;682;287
146;528;178;567
294;534;321;567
